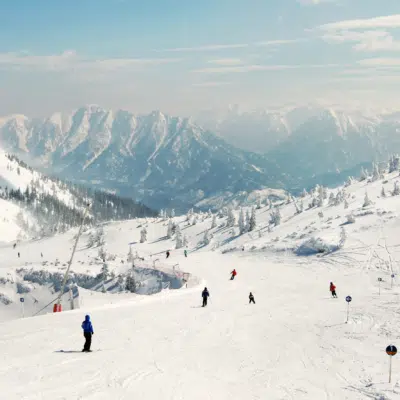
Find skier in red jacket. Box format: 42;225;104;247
230;269;237;280
330;282;337;298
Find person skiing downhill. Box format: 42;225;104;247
249;292;255;304
81;315;94;352
166;250;170;259
330;282;337;298
230;269;237;280
184;250;187;258
202;287;209;307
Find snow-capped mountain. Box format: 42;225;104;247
0;106;282;211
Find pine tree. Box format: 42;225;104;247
256;197;262;209
238;208;245;234
127;246;134;263
363;192;372;207
270;207;281;226
344;177;353;187
328;193;336;206
98;246;106;262
249;208;256;232
344;199;349;209
101;263;109;280
170;209;175;218
339;227;346;248
175;225;183;249
182;234;188;247
203;230;210;245
301;189;308;198
140;227;147;243
317;185;325;207
381;186;386;197
226;207;236;227
125;274;137;293
245;209;251;232
393;181;400;196
359;167;368;181
167;219;173;238
372;163;380;182
389;155;400;173
211;214;217;229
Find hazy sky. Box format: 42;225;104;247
1;0;400;117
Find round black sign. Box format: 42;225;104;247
386;345;397;356
346;296;352;303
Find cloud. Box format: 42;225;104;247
207;59;243;66
192;82;232;87
0;50;182;73
317;15;400;52
319;14;400;30
193;63;339;74
156;44;248;52
358;58;400;66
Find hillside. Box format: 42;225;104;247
1;158;400;398
0;150;156;242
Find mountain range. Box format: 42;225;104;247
1;104;400;211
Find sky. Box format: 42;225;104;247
1;0;400;117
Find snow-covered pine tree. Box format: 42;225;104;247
175;227;183;249
167;219;173;238
371;163;380;182
245;209;251;232
170;209;175;218
317;185;325;207
256;197;262;209
87;231;95;248
270;207;281;226
339;227;346;248
226;207;236;227
140;227;147;243
127;246;134;263
182;234;188;247
98;246;106;262
389;155;400;173
393;181;400;196
125;274;137;293
211;214;217;229
328;192;336;206
359;167;368;181
203;230;210;245
344;177;353;187
344;199;349;209
192;215;198;225
301;189;308;198
186;208;193;221
363;192;372;207
346;214;355;224
249;208;256;232
381;186;386;197
238;208;245;234
101;263;109;280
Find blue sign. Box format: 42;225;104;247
346;296;352;303
20;298;24;303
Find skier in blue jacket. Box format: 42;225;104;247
81;315;94;352
202;287;209;307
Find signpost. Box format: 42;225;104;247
345;296;352;323
391;274;395;289
386;345;397;383
20;297;24;318
378;277;383;295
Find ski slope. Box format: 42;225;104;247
2;170;400;399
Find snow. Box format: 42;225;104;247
2;168;400;398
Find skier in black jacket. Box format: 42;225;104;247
249;292;255;304
202;287;209;307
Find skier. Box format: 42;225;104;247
41;252;43;258
202;287;209;307
249;292;255;304
230;269;237;280
13;243;16;249
18;252;20;258
184;250;187;258
330;282;337;298
166;250;170;259
81;315;94;352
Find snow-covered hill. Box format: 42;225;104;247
2;158;400;398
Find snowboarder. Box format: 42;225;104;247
330;282;337;298
184;250;187;258
202;287;209;307
249;292;255;304
230;269;237;280
81;315;94;352
166;250;170;259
